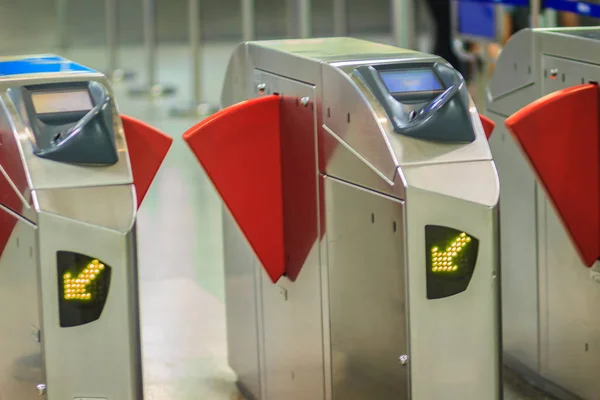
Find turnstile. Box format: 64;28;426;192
0;55;172;399
185;38;501;400
487;28;600;400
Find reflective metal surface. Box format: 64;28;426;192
0;60;143;399
487;27;600;400
216;37;501;399
0;207;41;400
37;213;142;399
325;176;408;400
403;163;500;399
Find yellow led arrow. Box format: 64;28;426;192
63;259;105;301
431;232;471;273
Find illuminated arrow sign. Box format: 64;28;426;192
431;232;472;273
63;259;105;301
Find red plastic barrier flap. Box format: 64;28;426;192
479;113;495;140
505;84;600;267
0;125;29;257
279;94;318;281
183;96;286;283
121;115;173;208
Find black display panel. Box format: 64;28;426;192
354;62;476;143
425;225;479;299
379;69;443;93
57;251;112;327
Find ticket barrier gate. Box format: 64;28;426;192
184;38;501;400
487;28;600;399
0;56;172;400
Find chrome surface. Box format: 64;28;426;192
321;125;405;199
0;207;42;400
38;213;142;399
127;0;177;97
223;210;262;399
0;63;143;399
487;27;600;400
403;163;500;399
36;384;46;395
324;176;408;400
241;0;255;41
391;0;416;49
219;37;501;399
255;72;325;400
332;0;347;37
32;185;136;233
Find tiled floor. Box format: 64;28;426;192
45;40;555;399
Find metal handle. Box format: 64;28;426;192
105;0;118;73
143;0;158;88
413;84;460;122
241;0;255;41
58;93;110;147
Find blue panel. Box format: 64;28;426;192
458;0;529;6
458;1;497;40
0;56;95;77
544;0;600;18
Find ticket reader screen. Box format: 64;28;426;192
379;69;443;93
9;81;119;165
425;225;479;299
354;62;476;143
32;89;94;114
57;251;112;327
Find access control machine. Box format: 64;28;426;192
487;28;600;400
185;38;501;399
0;55;172;399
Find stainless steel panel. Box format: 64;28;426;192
404;170;500;399
543;198;600;399
32;185;136;233
222;210;262;399
324;176;408;400
541;56;600;96
321;62;399;182
253;37;416;65
537;28;600;70
253;74;325;400
0;207;42;400
248;42;321;88
532;54;600;399
487;29;535;100
489;115;540;370
403;160;499;206
37;212;142;399
487;28;600;399
221;43;251;109
321;125;404;199
542;202;600;400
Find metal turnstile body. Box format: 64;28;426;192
0;55;171;400
185;38;501;400
487;28;600;400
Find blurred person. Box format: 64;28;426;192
424;0;465;75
